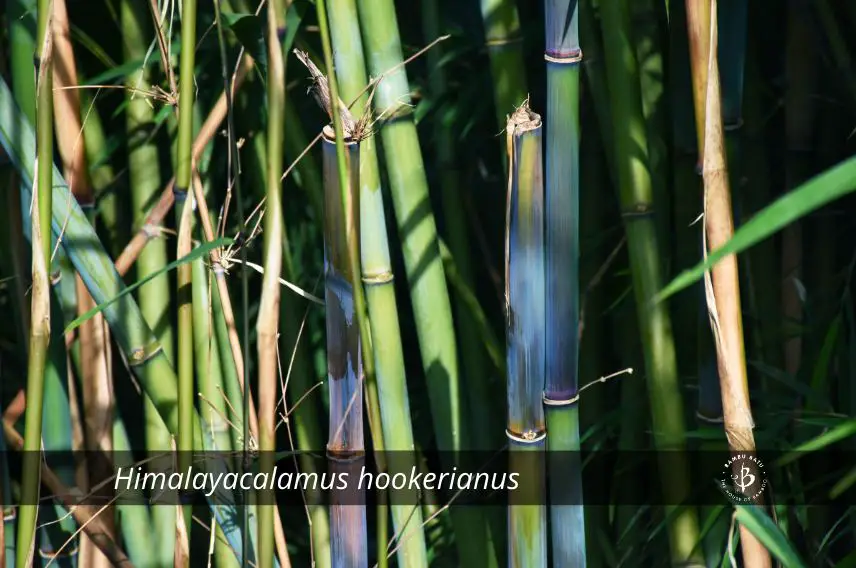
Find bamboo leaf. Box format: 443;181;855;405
65;238;232;333
734;506;807;568
222;13;267;72
777;419;856;465
658;155;856;301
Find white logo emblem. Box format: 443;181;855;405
719;454;767;504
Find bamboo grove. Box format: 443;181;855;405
1;0;856;566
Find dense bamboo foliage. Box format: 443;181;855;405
2;0;856;566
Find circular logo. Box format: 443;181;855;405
719;454;767;504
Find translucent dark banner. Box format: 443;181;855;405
0;449;851;507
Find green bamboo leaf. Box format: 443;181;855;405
84;58;147;85
777;418;856;465
734;506;807;568
222;13;267;70
284;0;310;55
65;238;232;333
658;155;856;301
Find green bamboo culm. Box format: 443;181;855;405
120;1;176;561
505;103;547;568
16;0;53;563
353;0;464;456
597;1;704;565
423;0;500;455
354;4;497;563
542;1;586;565
479;0;528;159
325;0;428;564
175;0;199;548
191;259;241;568
176;192;195;553
256;2;286;565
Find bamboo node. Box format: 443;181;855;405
172;185;189;202
544;49;583;64
695;411;724;424
129;341;163;366
485;35;523;48
620;203;654;219
543;393;579;407
38;544;80;559
724;117;743;132
505;429;546;444
362;271;394;285
142;223;162;239
3;505;16;521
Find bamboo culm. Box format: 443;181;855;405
542;1;586;565
326;0;429;563
598;1;704;564
505;103;547;568
16;0;53;563
322;132;368;568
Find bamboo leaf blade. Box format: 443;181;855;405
734;507;807;568
658;154;856;302
63;238;231;333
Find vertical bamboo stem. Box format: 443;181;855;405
278;98;332;568
175;0;199;513
599;1;704;564
50;2;114;563
257;2;285;566
696;4;771;567
120;2;175;562
322;131;367;568
354;0;464;456
686;0;711;163
16;0;52;564
315;0;376;563
505;103;547;568
326;0;428;562
542;1;586;565
479;0;528;161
